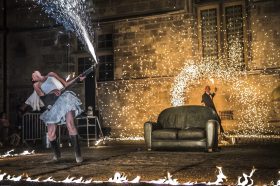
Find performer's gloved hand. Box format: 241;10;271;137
79;76;86;82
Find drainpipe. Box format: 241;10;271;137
3;0;7;112
185;0;193;14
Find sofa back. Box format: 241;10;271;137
157;105;218;129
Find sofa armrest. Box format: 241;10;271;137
206;120;219;151
144;122;160;150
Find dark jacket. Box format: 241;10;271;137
201;92;217;112
201;92;224;132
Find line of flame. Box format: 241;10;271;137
0;149;35;158
0;167;271;185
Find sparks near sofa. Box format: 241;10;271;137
144;105;220;152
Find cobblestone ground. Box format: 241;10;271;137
0;141;280;185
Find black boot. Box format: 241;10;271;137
49;140;61;161
70;135;83;163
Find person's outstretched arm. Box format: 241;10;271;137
48;72;85;88
33;82;45;96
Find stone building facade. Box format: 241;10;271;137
0;0;279;138
0;0;5;112
94;0;280;137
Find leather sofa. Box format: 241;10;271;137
144;105;219;152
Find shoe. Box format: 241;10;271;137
50;140;61;161
70;135;83;163
52;156;60;162
214;147;221;152
207;148;213;153
75;156;83;163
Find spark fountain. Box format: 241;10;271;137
34;0;98;64
170;58;272;135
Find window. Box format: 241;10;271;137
98;55;114;81
97;33;114;81
200;8;219;60
78;57;95;108
197;1;247;66
225;4;245;69
98;34;113;49
78;57;92;74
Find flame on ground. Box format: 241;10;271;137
0;149;35;158
149;172;179;185
108;172;128;183
277;171;280;186
237;167;256;186
0;167;278;185
206;166;227;185
0;167;266;186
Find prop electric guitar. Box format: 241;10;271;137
41;66;94;109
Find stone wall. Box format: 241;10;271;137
93;0;185;20
7;0;55;29
249;0;280;69
114;13;197;79
248;0;280;131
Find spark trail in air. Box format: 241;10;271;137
34;0;98;63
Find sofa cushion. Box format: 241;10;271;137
152;129;178;140
178;128;205;140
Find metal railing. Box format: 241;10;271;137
21;113;103;147
22;113;46;143
76;116;104;147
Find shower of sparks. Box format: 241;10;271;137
170;58;273;135
33;0;97;63
0;149;35;158
94;137;144;146
108;136;144;141
170;34;276;135
209;78;215;84
65;72;76;81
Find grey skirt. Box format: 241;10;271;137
40;91;83;125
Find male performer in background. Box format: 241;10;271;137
201;85;224;133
